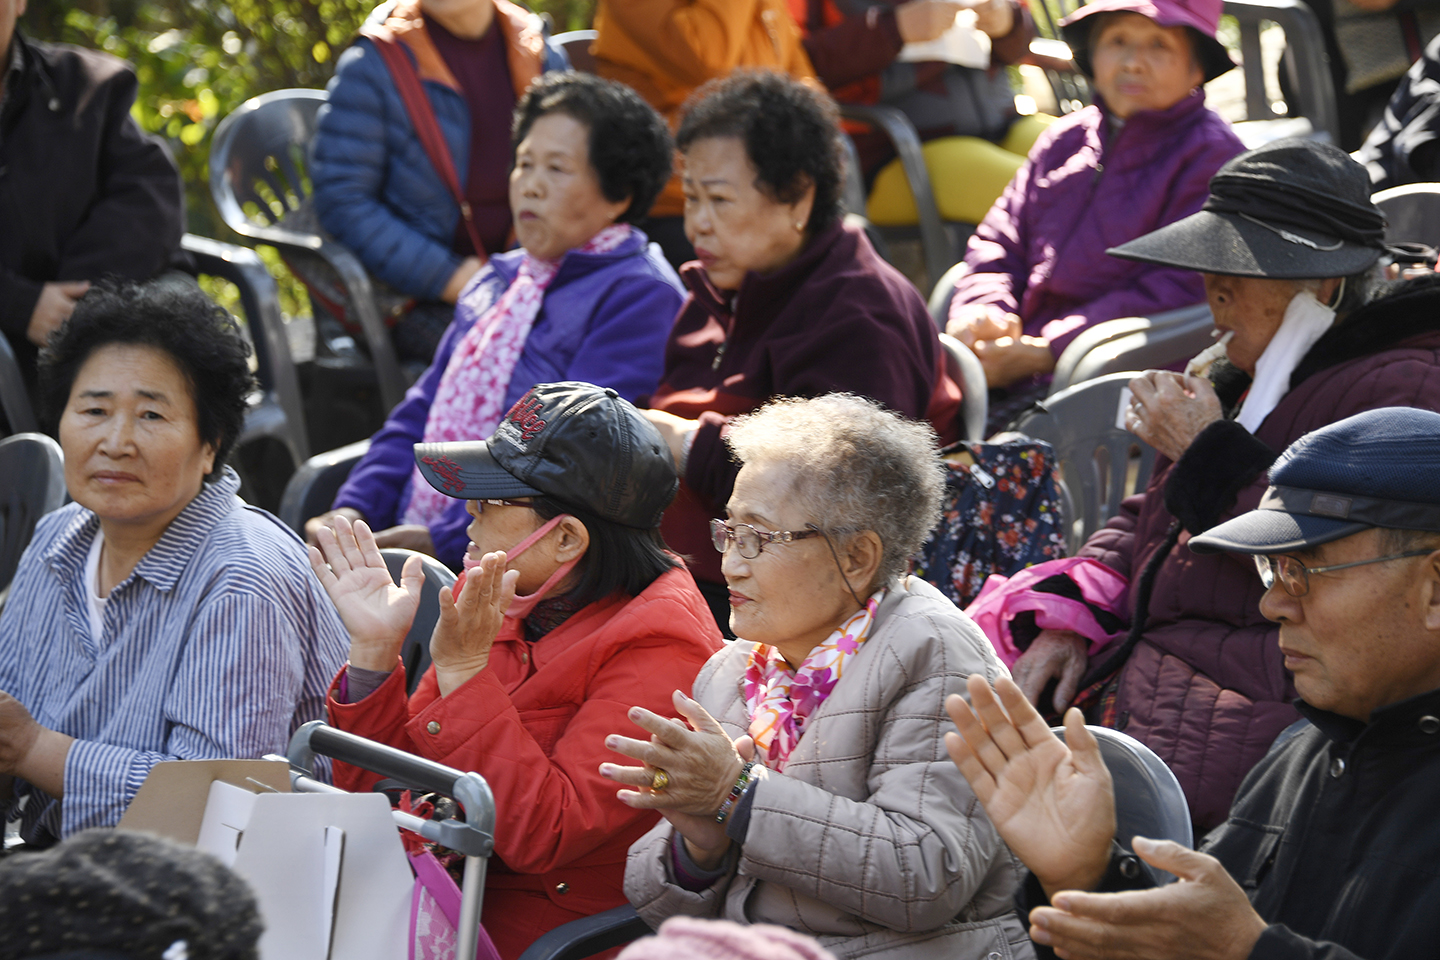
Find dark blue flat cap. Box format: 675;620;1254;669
1191;407;1440;554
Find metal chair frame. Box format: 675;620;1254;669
209;87;409;413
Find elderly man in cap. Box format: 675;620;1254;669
948;406;1440;960
999;137;1440;832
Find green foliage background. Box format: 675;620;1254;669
22;0;595;314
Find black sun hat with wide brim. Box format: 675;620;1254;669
1107;138;1389;279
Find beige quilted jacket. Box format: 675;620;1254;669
624;577;1035;960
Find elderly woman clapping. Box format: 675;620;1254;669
607;395;1030;960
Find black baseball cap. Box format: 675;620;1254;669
414;382;679;530
1191;408;1440;555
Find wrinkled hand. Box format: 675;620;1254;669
947;302;1021;348
1012;630;1090;714
945;675;1115;899
642;409;699;471
0;690;42;777
973;335;1055;388
370;524;437;556
308;516;424;671
1125;371;1222;462
1030;838;1267;960
28;281;90;347
430;551;518;696
305;508;364;547
896;0;967;41
602;691;747;867
440;256;483;303
0;690;70;797
973;0;1015;37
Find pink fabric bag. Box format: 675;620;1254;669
964;557;1130;668
409;848;501;960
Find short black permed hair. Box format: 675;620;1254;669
39;279;256;483
512;72;675;224
676;70;845;235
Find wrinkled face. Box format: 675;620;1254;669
1258;528;1440;721
720;462;859;664
61;343;216;535
682;136;812;292
510;112;629;262
463;498;563;594
1203;273;1310;375
1090;13;1203;119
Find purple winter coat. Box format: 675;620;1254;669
331;230;684;568
951;90;1243;359
1079;281;1440;832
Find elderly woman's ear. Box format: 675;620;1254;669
841;529;886;596
552;516;591;564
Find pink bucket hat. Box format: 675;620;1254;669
1060;0;1236;83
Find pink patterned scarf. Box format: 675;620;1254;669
742;590;884;772
404;224;633;526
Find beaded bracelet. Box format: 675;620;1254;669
715;759;758;823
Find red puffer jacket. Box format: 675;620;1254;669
328;566;723;959
1080;279;1440;832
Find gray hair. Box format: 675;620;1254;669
1294;266;1377;316
725;394;946;591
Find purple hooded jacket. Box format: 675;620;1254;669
331;230;684;568
951;90;1244;358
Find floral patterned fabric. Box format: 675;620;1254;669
403;223;634;526
742;591;883;771
912;439;1066;608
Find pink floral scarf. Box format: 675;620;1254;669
404;224;633;526
742;590;884;772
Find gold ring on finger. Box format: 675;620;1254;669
650;768;671;792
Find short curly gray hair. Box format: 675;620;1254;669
725;394;946;591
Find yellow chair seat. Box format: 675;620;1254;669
866;114;1057;227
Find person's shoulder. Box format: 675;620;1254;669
871;577;1005;678
24;501;94;555
26;38;133;86
1027;106;1101;159
802;222;929;315
598;567;725;656
191;499;319;592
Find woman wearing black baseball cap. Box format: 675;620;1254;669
307;382;723;959
998;138;1440;832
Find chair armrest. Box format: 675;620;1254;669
516;905;652;960
939;333;989;441
278;439;372;534
1050;317;1151;395
838;103;955;291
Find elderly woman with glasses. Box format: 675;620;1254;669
605;394;1030;960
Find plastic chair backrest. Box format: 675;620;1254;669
927;261;965;331
380;548;457;694
1053;724;1193;884
1012;373;1156;553
1374;183;1440;246
939;333;989;441
0;328;38;435
0;433;66;598
277;439;372;535
1224;0;1339;144
552;29;597;73
1049;303;1214;395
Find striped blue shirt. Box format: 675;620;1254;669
0;467;349;840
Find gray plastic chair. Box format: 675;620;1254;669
1225;0;1340;145
938;333;988;441
1049;303;1215;396
277;439;371;535
1375;183;1440;246
517;904;652;960
0;432;66;601
1053;724;1193;885
209;88;408;413
1012;373;1156;553
0;329;37;436
379;548;457;694
182;234;310;510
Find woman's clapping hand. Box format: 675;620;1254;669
601;690;749;868
308;515;424;672
430;551;518;696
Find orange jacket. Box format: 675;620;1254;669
328;567;722;960
592;0;816;217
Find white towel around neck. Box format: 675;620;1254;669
1234;291;1337;433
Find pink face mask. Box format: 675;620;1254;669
457;513;579;619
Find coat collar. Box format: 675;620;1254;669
488;226;650;285
680;219;851;329
43;467;244;594
361;0;546;96
1299;686;1440;748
